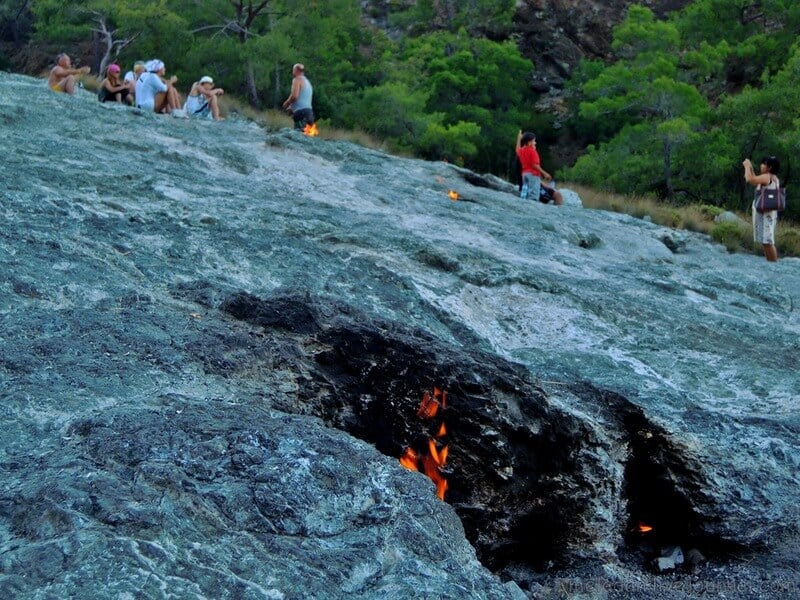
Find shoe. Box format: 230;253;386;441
171;109;188;119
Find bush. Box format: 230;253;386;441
710;221;750;253
776;227;800;257
697;204;724;219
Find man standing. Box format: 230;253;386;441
47;54;90;94
282;63;314;130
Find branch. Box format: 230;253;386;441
14;0;30;21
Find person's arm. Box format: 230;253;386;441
515;129;523;151
54;65;90;78
103;79;127;93
200;86;224;100
743;159;770;186
282;78;302;110
538;165;553;180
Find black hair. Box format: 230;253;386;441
520;132;536;145
762;155;780;174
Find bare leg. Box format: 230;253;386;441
59;75;77;94
553;190;564;205
763;244;778;262
166;85;182;111
209;94;223;120
153;91;169;113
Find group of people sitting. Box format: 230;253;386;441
48;54;225;121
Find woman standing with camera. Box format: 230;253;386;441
743;155;781;262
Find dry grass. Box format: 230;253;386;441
568;183;800;257
218;96;389;151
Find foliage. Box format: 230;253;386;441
564;2;800;212
19;0;800;211
384;30;536;173
710;220;751;253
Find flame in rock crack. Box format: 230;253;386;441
399;447;419;471
448;190;459;201
401;387;451;501
416;391;440;420
303;122;319;137
637;522;654;534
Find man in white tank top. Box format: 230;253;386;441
282;63;315;130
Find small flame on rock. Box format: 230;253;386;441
303;123;319;137
638;522;654;533
448;190;459;201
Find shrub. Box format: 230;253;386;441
776;227;800;257
710;221;750;253
697;204;724;219
652;207;682;228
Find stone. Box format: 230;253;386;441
1;71;799;598
714;210;748;225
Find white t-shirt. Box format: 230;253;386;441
124;71;136;84
135;72;167;110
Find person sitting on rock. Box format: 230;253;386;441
515;130;555;202
47;53;90;95
97;64;132;104
123;61;146;104
538;181;563;205
514;152;562;205
184;76;225;120
135;59;182;114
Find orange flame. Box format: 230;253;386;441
448;190;459;201
303;122;319;137
638;522;654;533
417;391;440;419
401;387;451;501
399;447;419;471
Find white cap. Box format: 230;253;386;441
146;59;164;73
199;76;213;84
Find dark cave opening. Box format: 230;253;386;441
600;390;749;569
218;292;741;577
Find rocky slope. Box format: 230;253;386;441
1;72;799;599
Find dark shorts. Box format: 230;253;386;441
293;108;315;129
99;87;129;103
539;185;555;204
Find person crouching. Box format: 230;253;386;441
185;76;225;120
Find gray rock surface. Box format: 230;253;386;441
1;72;799;598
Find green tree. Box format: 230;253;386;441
566;6;710;200
390;29;536;173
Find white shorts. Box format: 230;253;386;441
752;203;777;245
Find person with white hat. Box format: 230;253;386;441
135;59;182;114
184;75;225;120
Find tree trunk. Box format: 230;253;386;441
246;61;259;108
663;138;673;199
274;63;281;108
